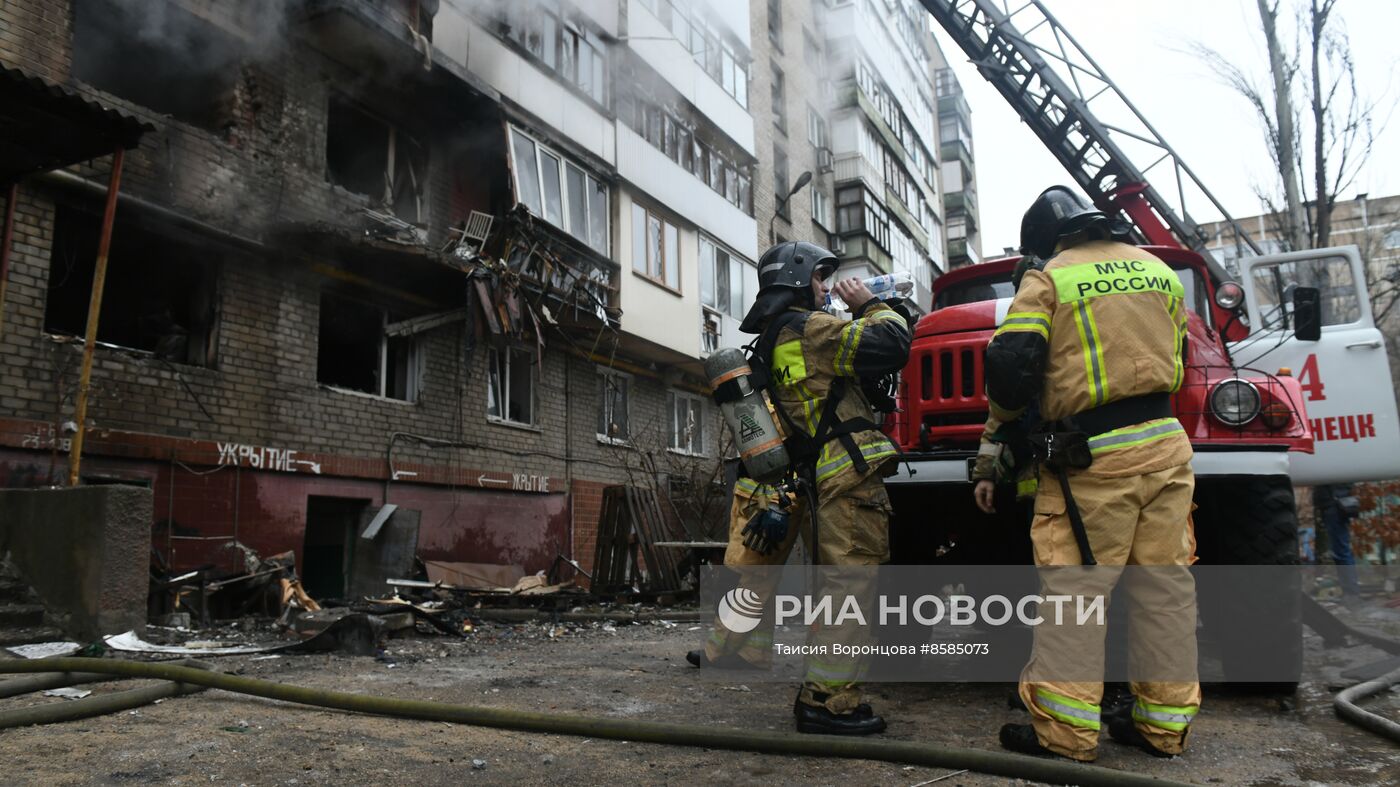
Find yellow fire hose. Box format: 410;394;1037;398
0;657;1193;787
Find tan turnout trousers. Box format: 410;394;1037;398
1018;460;1200;760
703;465;891;715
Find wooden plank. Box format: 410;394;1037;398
592;488;618;590
628;487;682;592
624;488;662;591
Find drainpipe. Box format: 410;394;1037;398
67;148;125;487
0;184;16;343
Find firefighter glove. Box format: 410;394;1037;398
742;505;791;555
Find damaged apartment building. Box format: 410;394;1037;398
0;0;761;592
0;0;980;599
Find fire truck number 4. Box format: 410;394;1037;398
1298;353;1379;443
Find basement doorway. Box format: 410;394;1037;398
302;496;369;601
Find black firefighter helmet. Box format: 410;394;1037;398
1018;185;1117;260
739;241;838;333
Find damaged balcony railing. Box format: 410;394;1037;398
449;205;619;328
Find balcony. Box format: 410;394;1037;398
832;152;884;192
940;136;973;169
296;0;433;75
944;189;978;218
938;93;971;123
948;237;980;266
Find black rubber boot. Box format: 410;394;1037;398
998;723;1065;759
794;695;886;735
685;649;702;667
1008;690;1027;711
1107;712;1175;758
1101;683;1135;718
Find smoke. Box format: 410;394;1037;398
83;0;295;66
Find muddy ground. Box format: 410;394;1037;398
2;602;1399;786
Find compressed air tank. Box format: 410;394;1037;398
705;347;790;483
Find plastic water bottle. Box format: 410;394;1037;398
825;272;915;311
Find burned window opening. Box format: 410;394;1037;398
316;292;421;401
73;0;241;132
487;346;536;426
596;368;631;443
45;205;219;367
327;96;427;222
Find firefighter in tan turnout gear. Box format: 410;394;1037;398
989;187;1200;761
695;241;910;736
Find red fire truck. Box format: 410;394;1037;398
882;0;1400;676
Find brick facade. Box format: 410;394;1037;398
0;0;728;579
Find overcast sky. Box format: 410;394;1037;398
930;0;1400;257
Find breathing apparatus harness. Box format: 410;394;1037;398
1026;392;1174;566
735;309;894;562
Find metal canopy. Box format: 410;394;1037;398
0;64;152;185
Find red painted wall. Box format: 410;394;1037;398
1;448;570;578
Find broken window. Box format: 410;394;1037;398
326;95;427;221
700;235;751;320
316;293;421;401
508;126;609;254
44;205;219;367
631;203;680;291
73;0;241;131
505;2;607;105
488;347;536;425
596;368;631;443
701;312;720;355
667;391;706;455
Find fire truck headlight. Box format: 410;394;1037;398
1209;378;1261;426
1215;281;1245;310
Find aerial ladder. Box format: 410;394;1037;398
916;0;1262;280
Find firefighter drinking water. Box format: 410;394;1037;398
987;187;1200;761
700;241;910;736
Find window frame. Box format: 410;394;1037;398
807;105;828;149
487;346;538;427
624;97;753;217
637;0;749;108
770;61;786;134
504;2;608;106
811;187;833;231
699;234;751;320
507;126;610;255
773;145;790;218
595;367;633;445
631;202;683;294
667;390;708;456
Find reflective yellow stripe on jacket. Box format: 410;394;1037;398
1086;418;1185;457
995;311;1051;340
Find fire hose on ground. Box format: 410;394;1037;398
0;657;1193;787
1333;665;1400;743
0;659;209;729
1301;593;1400;742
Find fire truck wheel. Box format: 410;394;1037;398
1193;475;1302;694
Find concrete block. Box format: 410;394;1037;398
0;485;152;640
